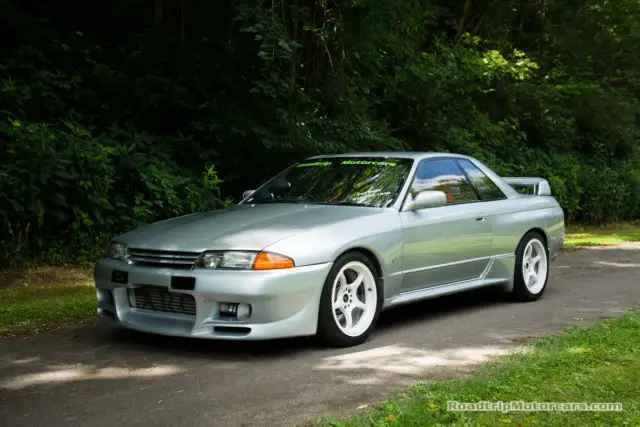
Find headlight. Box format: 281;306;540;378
195;251;294;270
107;242;128;261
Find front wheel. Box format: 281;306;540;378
316;252;382;347
510;231;550;302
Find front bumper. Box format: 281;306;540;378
94;258;333;340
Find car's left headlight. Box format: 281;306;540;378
195;251;294;270
106;242;128;261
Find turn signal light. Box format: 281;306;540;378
252;251;295;270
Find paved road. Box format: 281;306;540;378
2;244;640;427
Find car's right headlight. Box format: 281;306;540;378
194;250;294;270
106;242;128;261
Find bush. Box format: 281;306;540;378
0;119;230;267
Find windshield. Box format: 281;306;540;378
245;157;414;208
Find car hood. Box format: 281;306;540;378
116;203;384;252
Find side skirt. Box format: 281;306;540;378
382;254;516;310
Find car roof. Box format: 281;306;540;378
307;151;474;161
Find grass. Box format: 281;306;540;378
0;266;96;339
319;311;640;427
564;222;640;247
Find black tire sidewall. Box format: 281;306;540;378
513;231;550;301
316;252;383;347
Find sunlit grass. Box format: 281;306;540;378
319;311;640;426
0;266;96;337
564;222;640;247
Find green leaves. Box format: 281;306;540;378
0;120;227;267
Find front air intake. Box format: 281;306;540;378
128;285;196;316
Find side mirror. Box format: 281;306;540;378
242;190;255;200
403;190;447;211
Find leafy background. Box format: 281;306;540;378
1;0;639;267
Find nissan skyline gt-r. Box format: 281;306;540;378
94;152;565;347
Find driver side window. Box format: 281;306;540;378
411;159;478;204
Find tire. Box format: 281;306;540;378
316;252;383;347
510;231;550;302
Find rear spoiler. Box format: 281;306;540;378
503;177;552;196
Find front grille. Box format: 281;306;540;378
129;285;197;316
128;248;200;269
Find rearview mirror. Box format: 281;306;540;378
242;190;255;200
404;190;447;211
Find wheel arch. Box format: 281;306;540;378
335;247;384;280
523;227;549;252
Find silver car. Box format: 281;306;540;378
95;152;565;347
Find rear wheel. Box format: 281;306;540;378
316;252;382;347
510;231;549;302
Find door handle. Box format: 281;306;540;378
476;217;486;222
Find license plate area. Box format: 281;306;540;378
171;276;196;291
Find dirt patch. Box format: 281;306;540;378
510;336;538;344
0;265;93;290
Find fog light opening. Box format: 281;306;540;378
97;288;115;306
111;270;129;284
219;302;252;320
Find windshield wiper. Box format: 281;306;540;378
249;199;370;207
249;199;303;204
319;201;369;207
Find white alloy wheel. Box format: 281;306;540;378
330;261;378;337
521;238;548;295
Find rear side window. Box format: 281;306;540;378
411;159;478;204
456;159;506;201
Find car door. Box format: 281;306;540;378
399;158;494;293
455;157;511;255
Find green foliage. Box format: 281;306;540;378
1;0;639;265
0;119;230;267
